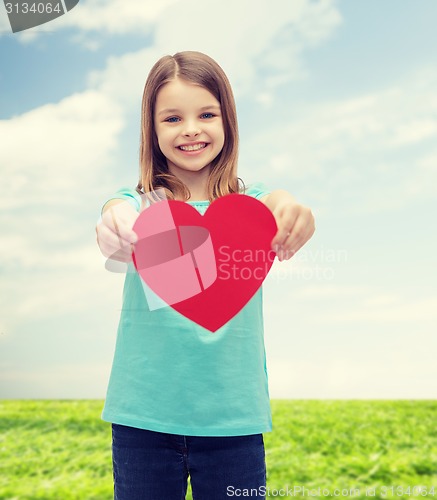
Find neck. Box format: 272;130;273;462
172;166;210;201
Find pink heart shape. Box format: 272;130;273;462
132;193;277;332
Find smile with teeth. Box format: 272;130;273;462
178;143;208;151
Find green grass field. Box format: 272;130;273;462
1;400;436;499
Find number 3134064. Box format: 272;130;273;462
5;3;62;14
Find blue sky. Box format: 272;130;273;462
1;0;436;399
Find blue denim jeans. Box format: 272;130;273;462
112;423;266;499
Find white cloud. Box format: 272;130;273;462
245;66;437;212
320;296;437;323
66;0;180;33
5;0;342;77
267;356;436;399
0;244;125;324
81;0;341;114
417;150;437;172
0;3;11;31
268;280;437;323
86;46;162;108
0;362;112;398
389;118;437;147
265;283;437;398
0;90;124;209
4;0;181;39
6;0;342;103
298;284;374;298
153;0;341;96
0;86;127;362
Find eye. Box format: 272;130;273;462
200;112;215;119
164;116;180;123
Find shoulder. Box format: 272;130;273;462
102;186;143;213
243;181;271;201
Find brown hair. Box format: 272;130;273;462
137;51;243;202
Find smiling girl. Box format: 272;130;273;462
96;51;315;500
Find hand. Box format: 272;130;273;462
271;200;315;261
262;190;315;261
95;199;139;262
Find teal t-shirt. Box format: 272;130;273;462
101;183;273;436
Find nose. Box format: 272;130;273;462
182;119;201;137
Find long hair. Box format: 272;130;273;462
137;51;242;202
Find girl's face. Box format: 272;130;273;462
154;78;225;179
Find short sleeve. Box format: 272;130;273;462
243;181;271;200
101;187;142;215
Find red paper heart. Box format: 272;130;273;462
132;193;277;332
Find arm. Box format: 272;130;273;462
260;190;315;261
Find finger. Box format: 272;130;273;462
110;207;139;244
107;245;134;263
102;208;138;244
271;211;299;248
101;241;133;260
99;222;132;246
118;225;138;244
109;207;124;248
97;224;133;257
282;224;315;259
274;208;315;260
272;224;295;249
